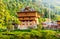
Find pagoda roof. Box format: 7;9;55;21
57;21;60;22
20;6;35;12
17;11;37;13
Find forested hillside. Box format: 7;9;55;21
0;0;60;29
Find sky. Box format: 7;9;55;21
42;0;60;4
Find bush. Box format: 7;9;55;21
0;30;60;39
7;25;14;31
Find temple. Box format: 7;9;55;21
17;6;40;29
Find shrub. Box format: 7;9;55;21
0;30;60;39
7;25;14;31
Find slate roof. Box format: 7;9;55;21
20;6;35;12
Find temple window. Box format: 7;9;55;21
23;24;25;25
30;23;32;25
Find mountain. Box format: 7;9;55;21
20;0;60;15
41;0;60;15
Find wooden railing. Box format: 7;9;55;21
19;18;36;20
17;13;37;17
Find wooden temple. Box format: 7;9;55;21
17;6;40;29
